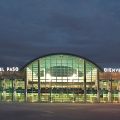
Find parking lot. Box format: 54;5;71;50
0;103;120;120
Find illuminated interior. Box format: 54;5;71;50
0;54;119;103
26;54;98;102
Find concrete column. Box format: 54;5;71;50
3;79;6;101
13;79;16;102
108;80;112;103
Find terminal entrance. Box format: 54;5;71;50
40;82;85;103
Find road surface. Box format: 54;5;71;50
0;103;120;120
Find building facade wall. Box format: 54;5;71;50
25;54;99;103
0;79;24;102
0;54;120;103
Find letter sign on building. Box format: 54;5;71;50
104;68;120;72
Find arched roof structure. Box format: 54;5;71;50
20;53;103;71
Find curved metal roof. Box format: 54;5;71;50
20;53;103;71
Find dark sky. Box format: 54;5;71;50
0;0;120;68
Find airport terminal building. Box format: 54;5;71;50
0;53;120;103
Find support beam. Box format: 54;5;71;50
97;70;100;103
38;60;40;102
84;60;86;103
24;70;27;102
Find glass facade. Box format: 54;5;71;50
99;80;120;103
1;54;120;103
0;79;24;102
26;54;99;103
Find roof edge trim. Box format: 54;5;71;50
20;53;103;72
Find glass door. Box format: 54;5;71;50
5;80;13;102
112;80;119;103
99;80;111;103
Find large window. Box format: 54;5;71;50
26;54;99;103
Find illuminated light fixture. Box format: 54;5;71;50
46;73;51;82
72;73;77;78
70;74;77;81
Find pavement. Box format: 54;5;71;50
0;103;120;120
